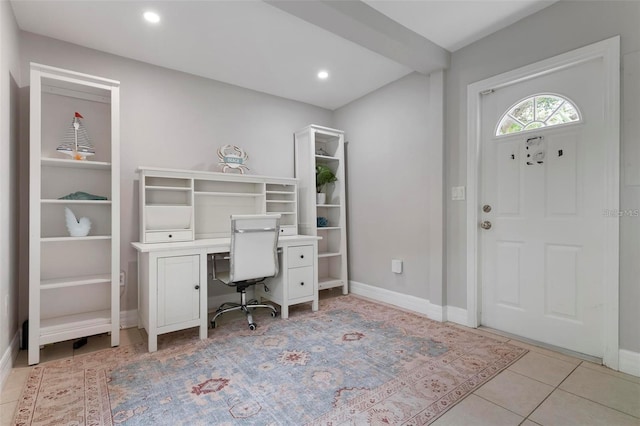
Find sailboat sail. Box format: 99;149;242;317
57;112;95;159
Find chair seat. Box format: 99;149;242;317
215;271;265;288
215;271;231;285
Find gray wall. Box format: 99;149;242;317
444;1;640;351
333;72;443;302
17;32;333;319
0;0;21;372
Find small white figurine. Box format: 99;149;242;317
65;207;91;237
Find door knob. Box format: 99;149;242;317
194;285;200;290
480;221;492;230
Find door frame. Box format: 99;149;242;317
465;36;620;368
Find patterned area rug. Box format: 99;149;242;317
13;295;526;425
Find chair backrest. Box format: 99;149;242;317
229;214;281;283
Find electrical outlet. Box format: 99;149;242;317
119;271;126;287
392;259;403;274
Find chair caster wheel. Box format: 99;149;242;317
271;311;278;318
248;323;256;331
211;321;217;329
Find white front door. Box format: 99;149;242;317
479;57;609;357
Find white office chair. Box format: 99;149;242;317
210;214;280;330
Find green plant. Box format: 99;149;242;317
316;164;337;193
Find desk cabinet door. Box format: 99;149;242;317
157;255;200;327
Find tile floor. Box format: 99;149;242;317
1;323;639;425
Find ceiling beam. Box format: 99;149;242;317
265;0;450;74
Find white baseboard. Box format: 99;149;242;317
120;309;139;329
619;349;640;377
0;330;20;390
347;280;472;326
444;305;468;325
349;280;443;320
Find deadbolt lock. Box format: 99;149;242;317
480;220;492;230
482;204;492;213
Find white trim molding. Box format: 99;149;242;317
619;349;640;378
119;309;139;329
0;330;20;390
349;280;443;321
348;281;470;325
444;306;468;326
466;36;620;369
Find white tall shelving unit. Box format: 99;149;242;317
29;63;120;365
295;125;348;294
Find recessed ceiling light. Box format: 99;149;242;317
143;11;160;24
317;70;329;80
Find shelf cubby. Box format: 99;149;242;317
194;180;262;194
314;132;342;158
41;165;111;201
39;309;112;346
144;176;191;188
41;202;112;238
318;256;345;290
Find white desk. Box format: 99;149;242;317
132;235;319;352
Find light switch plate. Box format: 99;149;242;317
451;186;466;201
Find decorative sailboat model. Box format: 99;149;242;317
56;112;95;160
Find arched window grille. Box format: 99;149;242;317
496;94;581;136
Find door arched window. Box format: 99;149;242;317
496;94;581;136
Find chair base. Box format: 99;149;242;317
210;289;278;330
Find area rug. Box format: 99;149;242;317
12;295;527;425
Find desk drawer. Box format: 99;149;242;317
287;245;314;268
279;225;296;236
288;266;314;299
145;230;193;243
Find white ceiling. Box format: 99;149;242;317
10;0;554;110
364;1;556;52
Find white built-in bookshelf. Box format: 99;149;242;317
295;125;348;293
28;63;120;365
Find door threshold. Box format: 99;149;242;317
479;325;602;364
